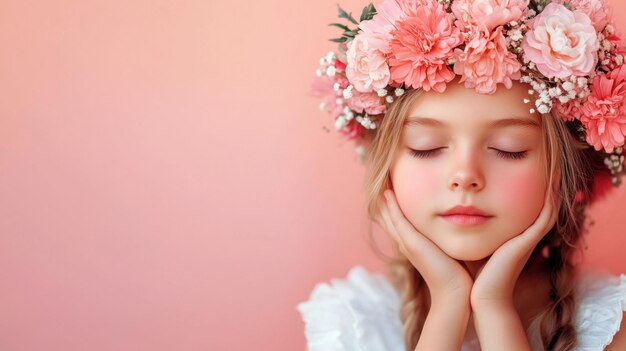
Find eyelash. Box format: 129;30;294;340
409;148;528;160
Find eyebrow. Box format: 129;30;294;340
404;116;541;129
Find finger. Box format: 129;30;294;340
383;190;434;253
383;190;420;244
379;199;401;243
519;189;556;245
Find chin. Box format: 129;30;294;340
440;241;496;262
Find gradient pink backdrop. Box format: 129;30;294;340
0;1;625;350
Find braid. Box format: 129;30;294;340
538;241;578;350
388;253;429;351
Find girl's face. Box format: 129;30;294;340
390;79;548;262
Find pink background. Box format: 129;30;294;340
0;1;625;350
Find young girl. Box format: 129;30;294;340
299;0;626;350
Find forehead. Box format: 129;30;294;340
403;80;541;131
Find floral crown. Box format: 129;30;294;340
313;0;626;190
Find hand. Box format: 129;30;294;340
377;189;473;303
470;187;558;309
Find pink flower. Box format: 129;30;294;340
338;119;366;140
345;90;387;115
358;0;431;53
451;0;529;31
311;69;348;117
346;33;391;93
453;26;521;94
522;3;599;79
553;99;584;121
553;0;612;31
600;30;626;71
580;65;626;153
358;0;406;54
388;1;463;92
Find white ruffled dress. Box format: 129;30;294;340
297;266;626;351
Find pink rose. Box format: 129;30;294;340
345;90;387;115
522;2;599;79
388;1;463;92
553;0;612;31
580;65;626;152
451;0;529;31
346;33;391;93
453;26;521;94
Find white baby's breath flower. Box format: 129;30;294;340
326;51;335;62
342;86;353;99
334;116;347;130
606;24;615;35
333;82;341;92
538;104;549;114
562;81;574;91
326;66;336;77
336;98;344;105
377;88;387;97
386;95;394;103
316;69;323;77
395;88;405;97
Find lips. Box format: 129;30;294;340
440;205;493;217
439;205;493;227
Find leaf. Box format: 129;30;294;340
337;4;358;25
329;37;348;43
328;22;350;31
359;3;377;22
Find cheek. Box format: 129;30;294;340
390;159;441;220
493;167;547;226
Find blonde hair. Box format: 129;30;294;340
362;87;606;350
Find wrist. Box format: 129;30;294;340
471;299;516;316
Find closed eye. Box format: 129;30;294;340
408;148;528;160
408;148;444;159
494;149;528;160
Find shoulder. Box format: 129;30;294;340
573;271;626;350
296;265;405;351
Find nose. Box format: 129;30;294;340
447;149;485;192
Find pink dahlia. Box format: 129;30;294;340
453;26;521;94
358;0;406;54
521;2;599;79
345;90;387;115
451;0;529;31
346;34;391;93
388;1;463;92
580;65;626;152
